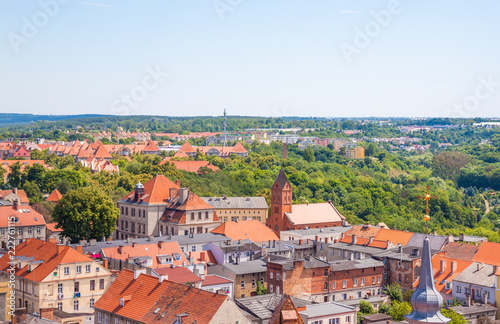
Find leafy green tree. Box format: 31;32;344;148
388;301;412;321
303;146;315;162
441;307;466;324
7;162;24;188
403;289;414;302
433;152;470;181
52;187;119;243
56;179;73;195
378;303;390;314
23;181;43;203
256;280;267;295
384;283;403;303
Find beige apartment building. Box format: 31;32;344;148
0;239;111;315
201;196;269;224
0;203;47;250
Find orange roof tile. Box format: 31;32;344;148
472;242;500;265
0;206;46;227
46;189;63;202
100;241;188;268
372;228;413;246
230;142;248;153
188;250;218;265
211;220;279;242
415;255;473;293
177;141;196;153
142;140;160;152
160;160;218;173
153;267;202;284
342;225;382;239
0;239;97;282
0;188;30;204
93;269;228;323
121;175;179;205
46;222;62;232
442;242;480;261
93;144;113;159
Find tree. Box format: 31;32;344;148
23;181;43;203
256;280;267;295
388;301;412;321
359;300;375;314
432;152;470;181
403;289;414;302
384;283;403;303
378;303;390;314
303;146;315;162
441;307;466;324
56;179;73;195
7;162;24;188
52;187;119;243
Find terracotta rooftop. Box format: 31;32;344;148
285;202;344;226
46;189;63;202
46;222;62;232
0;239;98;282
201;274;233;286
188;250;218;265
143;140;160;152
0;206;46;227
160;159;218;173
373;228;413;246
177;141;196;153
152;266;202;284
121;175;179;205
472;242;500;265
425;255;473;293
442;242;480;261
0;188;30;204
93;269;228;323
93;144;113;159
211;219;279;242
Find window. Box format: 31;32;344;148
277;286;280;294
64;267;69;275
346;316;351;323
343;280;347;288
98;312;102;323
398;274;402;283
74;300;79;311
104;314;109;324
37;227;41;234
277;272;280;281
74;282;79;292
86;265;91;273
338;250;342;256
357;291;362;298
198;212;202;220
205;211;209;219
76;265;82;273
58;283;63;294
241;281;245;288
377;276;381;283
361;278;365;286
329;318;339;324
324;269;328;276
270;271;273;280
372;276;376;284
324;282;328;290
270;284;273;293
191;246;196;252
90;280;95;291
28;227;32;234
191;213;194;220
19;228;23;235
100;279;105;289
260;278;264;285
96;267;100;272
405;262;409;270
90;298;95;308
252;279;256;287
332;282;336;290
58;303;63;311
353;279;358;287
342;293;347;300
115;319;119;324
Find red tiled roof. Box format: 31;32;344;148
142;140;160;152
342;225;382;239
188;250;218;265
0;188;30;204
153;267;202;284
0;206;46;227
177;141;196;153
93;269;228;323
160;160;218;174
473;242;500;265
46;222;62;232
0;239;96;282
160;190;220;224
414;255;472;292
231;142;248;153
93;144;113;159
100;241;188;268
211;220;279;242
46;189;63;202
121;175;178;205
372;228;413;246
201;274;232;286
442;242;480;261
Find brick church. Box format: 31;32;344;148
267;168;346;236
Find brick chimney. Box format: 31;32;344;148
40;308;54;321
75;246;83;253
118;245;125;254
13;187;18;195
299;239;303;245
306;239;309;244
175;179;181;186
13;199;19;211
132;242;138;248
325;238;329;243
12;308;26;324
158;241;165;249
440;259;446;273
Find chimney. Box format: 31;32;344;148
132;242;138;248
483;291;488;304
493;265;498;274
175;179;181;186
159;274;168;283
13;199;19;211
39;308;54;321
440;259;447;273
189;257;194;264
306;239;309;244
273;240;276;248
477;263;484;271
200;252;206;262
103;259;108;269
448;234;454;243
334;239;339;244
179;188;189;204
169;187;178;199
283;143;287;160
134;269;146;279
13;187;18;195
325;238;329;243
75;246;83;253
118;245;125;254
315;235;319;245
341;233;344;239
459;233;465;241
158;241;165;249
299;239;303;246
351;235;357;245
368;237;374;244
12;308;26;324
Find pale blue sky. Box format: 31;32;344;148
1;0;499;117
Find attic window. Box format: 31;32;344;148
34;218;38;221
153;307;161;314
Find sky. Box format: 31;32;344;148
0;0;499;118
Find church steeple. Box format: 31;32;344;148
405;187;450;324
267;168;293;235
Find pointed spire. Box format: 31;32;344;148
405;236;450;324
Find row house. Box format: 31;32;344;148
93;269;249;324
201;196;269;224
453;262;498;306
0;202;46;249
208;259;267;299
0;239;111;315
267;257;384;304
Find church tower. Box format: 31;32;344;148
267;168;293;236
